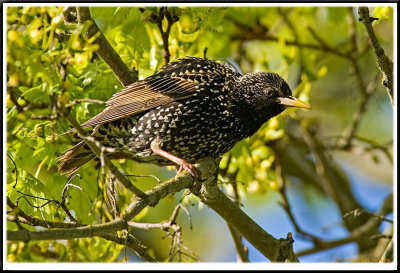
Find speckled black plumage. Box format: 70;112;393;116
58;57;310;176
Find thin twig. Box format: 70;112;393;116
228;180;249;261
125;174;162;184
128;203;197;261
326;135;393;164
275;154;323;244
296;191;392;257
307;26;348;58
100;233;158;262
155;7;179;65
347;7;358;53
343;208;393;224
65;98;105;108
59;104;147;199
31;114;58;120
278;7;305;84
7;87;24;112
337;72;380;149
7;197;81;228
7;154;19;188
219;154;249;262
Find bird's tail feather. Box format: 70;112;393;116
57;141;95;176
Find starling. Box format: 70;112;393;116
58;57;310;176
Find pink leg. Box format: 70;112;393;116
151;140;197;177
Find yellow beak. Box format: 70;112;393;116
277;96;311;109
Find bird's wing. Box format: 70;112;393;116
63;57;234;133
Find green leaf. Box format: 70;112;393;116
21;84;49;102
373;7;393;20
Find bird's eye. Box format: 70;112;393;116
264;89;273;96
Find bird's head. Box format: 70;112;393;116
236;72;311;120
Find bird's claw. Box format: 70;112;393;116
176;161;199;177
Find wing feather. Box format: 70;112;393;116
62;57;238;134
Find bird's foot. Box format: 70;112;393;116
151;139;199;177
176;161;199;177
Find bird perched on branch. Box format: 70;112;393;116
58;57;310;176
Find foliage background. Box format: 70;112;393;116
5;5;394;263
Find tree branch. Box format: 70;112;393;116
301;128;374;232
220;158;249;262
192;161;299;262
128;204;198;261
270;122;382;254
296;192;393;257
100;233;158;262
275;155;322;244
379;238;393;262
146;7;179;65
227;180;249;262
65;98;105;108
58;104;147;199
336;72;379;149
8;157;299;262
358;7;394;106
227;14;349;58
75;7;138;86
7;212;156;262
7;197;81;229
7;168;197;243
307;26;348;58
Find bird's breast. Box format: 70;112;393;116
126;94;258;162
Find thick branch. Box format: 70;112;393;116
358;7;393;106
192;162;299;262
7;219;126;241
379;238;393;262
8;158;299;262
7;166;203;261
7;169;198;242
75;7;138;86
7;214;155;262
